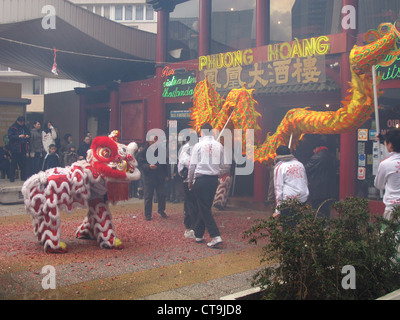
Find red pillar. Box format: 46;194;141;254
154;9;169;131
256;0;270;46
339;0;358;199
199;0;211;56
253;0;270;202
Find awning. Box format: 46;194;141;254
0;0;158;86
0;97;31;106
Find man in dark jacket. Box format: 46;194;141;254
137;136;168;221
77;136;91;160
305;140;337;219
8;116;30;182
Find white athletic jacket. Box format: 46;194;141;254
274;158;309;211
374;152;400;216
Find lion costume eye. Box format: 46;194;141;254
98;147;112;160
118;146;127;157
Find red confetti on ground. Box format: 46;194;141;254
0;201;269;297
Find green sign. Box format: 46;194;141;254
162;73;197;98
376;55;400;81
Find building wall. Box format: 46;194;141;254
118;78;158;144
44;91;80;149
70;0;157;33
0;82;25;145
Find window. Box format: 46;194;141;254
94;5;102;16
103;5;110;19
211;0;256;53
358;0;400;33
115;5;123;20
125;5;133;20
33;79;41;95
146;5;155;20
136;5;144;20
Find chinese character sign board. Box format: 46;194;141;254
197;34;346;93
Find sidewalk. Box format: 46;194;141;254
0;194;273;300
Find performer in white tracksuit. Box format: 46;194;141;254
374;129;400;220
273;145;309;218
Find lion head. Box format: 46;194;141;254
86;130;141;182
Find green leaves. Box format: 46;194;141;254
244;198;400;300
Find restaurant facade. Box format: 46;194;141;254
77;0;400;208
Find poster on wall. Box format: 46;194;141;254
357;129;368;141
372;142;386;176
358;167;366;180
358;154;366;167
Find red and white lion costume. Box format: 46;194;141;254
21;131;140;253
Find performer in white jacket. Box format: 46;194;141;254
374;129;400;220
273;145;309;218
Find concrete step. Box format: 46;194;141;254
0;180;24;204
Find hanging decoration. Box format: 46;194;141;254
51;47;59;75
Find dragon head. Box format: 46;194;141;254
86;130;141;182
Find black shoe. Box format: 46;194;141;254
9;179;14;182
159;212;167;218
145;216;152;221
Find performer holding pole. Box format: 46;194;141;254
372;64;384;198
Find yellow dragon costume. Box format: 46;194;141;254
190;23;400;164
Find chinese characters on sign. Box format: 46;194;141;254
200;56;325;92
198;35;330;92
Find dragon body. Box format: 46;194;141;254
190;23;400;164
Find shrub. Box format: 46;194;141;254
244;197;400;300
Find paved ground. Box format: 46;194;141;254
0;189;274;301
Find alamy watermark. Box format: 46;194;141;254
341;265;356;290
41;5;56;30
41;265;56;290
342;5;357;30
145;127;254;176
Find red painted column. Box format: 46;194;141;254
253;0;270;202
256;0;270;46
339;0;358;199
154;9;169;131
199;0;211;56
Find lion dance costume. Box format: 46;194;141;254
22;131;140;253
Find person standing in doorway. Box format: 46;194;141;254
188;123;230;248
